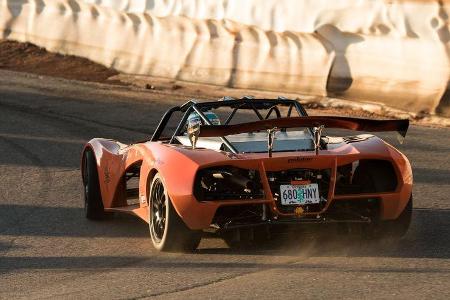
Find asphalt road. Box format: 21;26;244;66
0;70;449;299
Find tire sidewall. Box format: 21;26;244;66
84;150;104;219
149;173;170;251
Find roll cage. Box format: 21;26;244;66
150;97;310;154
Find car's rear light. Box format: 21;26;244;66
194;166;264;201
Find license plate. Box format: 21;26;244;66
280;183;320;205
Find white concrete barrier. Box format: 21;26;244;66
1;0;450;116
82;0;450;39
0;0;333;96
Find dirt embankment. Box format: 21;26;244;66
0;40;119;84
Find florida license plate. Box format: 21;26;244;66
280;183;320;205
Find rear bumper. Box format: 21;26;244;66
214;216;372;231
174;191;411;230
170;155;412;230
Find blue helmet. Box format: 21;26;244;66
187;111;221;131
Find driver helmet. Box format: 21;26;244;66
187;111;221;132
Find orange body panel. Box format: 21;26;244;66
82;135;413;229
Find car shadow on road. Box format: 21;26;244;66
1;206;449;273
198;207;450;259
0;204;148;240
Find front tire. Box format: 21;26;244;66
82;150;105;220
149;174;201;252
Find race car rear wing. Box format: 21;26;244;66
197;116;409;138
187;116;409;156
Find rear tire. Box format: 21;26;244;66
82;150;105;220
149;174;201;252
353;161;412;240
365;196;412;240
222;227;270;250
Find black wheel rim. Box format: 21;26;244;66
83;155;89;211
151;179;167;242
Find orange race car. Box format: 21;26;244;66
81;97;413;252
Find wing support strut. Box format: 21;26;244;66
313;125;324;155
